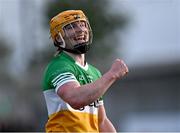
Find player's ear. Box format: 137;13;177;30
56;34;63;43
54;33;66;48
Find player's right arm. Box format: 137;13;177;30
57;59;128;109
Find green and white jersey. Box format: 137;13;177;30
42;52;103;132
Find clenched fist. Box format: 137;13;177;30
109;59;129;79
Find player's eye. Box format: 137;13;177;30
64;21;87;31
64;24;73;30
71;23;78;28
80;22;86;27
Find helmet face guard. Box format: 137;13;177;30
50;10;93;54
63;20;92;54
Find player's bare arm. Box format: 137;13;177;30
58;59;128;109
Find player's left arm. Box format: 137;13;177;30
98;105;116;132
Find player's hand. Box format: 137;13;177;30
109;59;129;79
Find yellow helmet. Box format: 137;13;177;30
49;10;93;54
50;10;88;41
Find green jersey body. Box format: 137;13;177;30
42;52;103;132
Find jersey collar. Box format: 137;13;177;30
60;52;89;71
75;61;89;71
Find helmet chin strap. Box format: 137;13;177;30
62;43;90;54
54;41;90;54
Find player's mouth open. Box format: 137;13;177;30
74;35;86;41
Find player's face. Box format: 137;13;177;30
63;21;89;46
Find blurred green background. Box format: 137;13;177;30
0;0;180;131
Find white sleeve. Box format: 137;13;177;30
51;72;78;93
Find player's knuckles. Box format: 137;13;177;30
115;59;123;64
115;58;121;62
